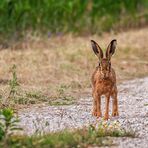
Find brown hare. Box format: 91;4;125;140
91;39;119;120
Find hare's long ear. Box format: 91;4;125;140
91;40;103;61
106;39;117;61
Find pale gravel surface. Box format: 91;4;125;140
18;77;148;148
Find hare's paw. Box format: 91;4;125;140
92;111;97;116
96;112;102;118
104;113;109;120
112;111;119;117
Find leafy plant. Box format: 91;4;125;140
0;108;22;141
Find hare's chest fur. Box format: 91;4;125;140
92;68;116;95
95;78;114;95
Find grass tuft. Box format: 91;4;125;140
0;121;136;147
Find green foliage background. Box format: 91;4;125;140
0;0;147;40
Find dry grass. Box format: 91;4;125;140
0;28;148;105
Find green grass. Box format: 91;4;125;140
49;97;75;106
0;0;148;44
0;121;136;148
49;84;76;106
144;103;148;106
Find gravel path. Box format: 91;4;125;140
18;77;148;148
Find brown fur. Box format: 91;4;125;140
91;40;119;120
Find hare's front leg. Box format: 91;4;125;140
112;91;119;117
92;99;97;116
92;91;97;116
92;92;102;117
96;95;102;117
104;94;110;120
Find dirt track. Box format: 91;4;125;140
18;77;148;148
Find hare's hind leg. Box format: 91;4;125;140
111;91;119;117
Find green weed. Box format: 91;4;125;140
0;121;135;147
49;84;75;106
49;97;75;106
2;65;48;107
3;64;20;107
0;108;22;142
9;65;19;97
